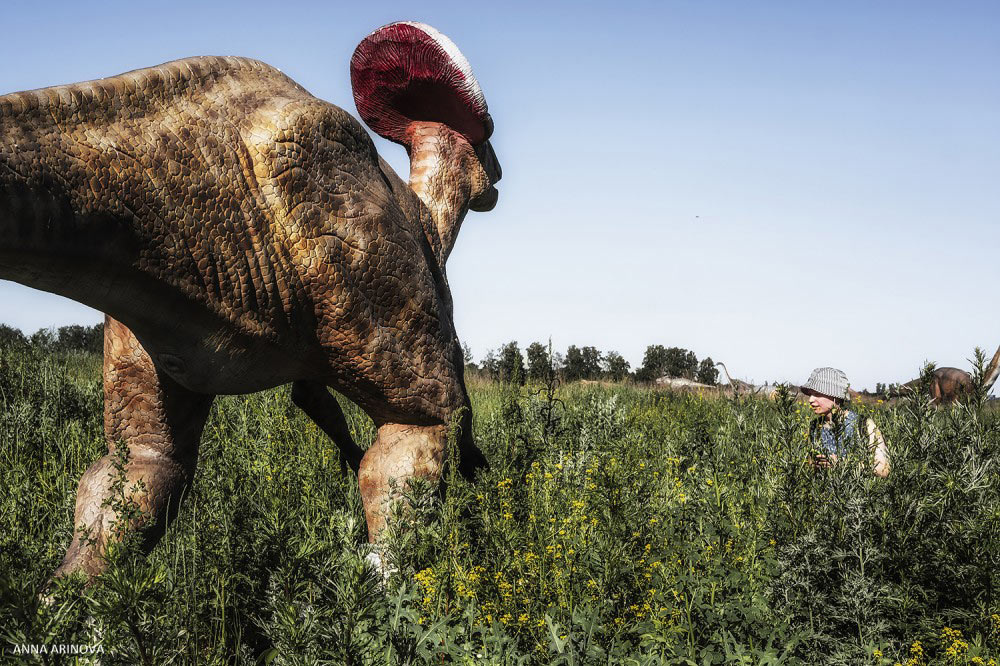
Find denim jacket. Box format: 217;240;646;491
810;410;860;458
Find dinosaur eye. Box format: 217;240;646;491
158;354;186;376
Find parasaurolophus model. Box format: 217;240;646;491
0;22;500;579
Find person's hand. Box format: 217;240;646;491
808;452;836;469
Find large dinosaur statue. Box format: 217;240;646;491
0;22;500;579
900;345;1000;404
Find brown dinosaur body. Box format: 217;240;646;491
908;367;974;404
900;346;1000;404
1;25;500;578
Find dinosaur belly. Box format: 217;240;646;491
144;333;306;395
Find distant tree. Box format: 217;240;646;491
635;345;667;381
526;341;550;382
30;328;55;348
696;357;719;385
580;346;602;379
663;347;698;379
580;347;604;379
481;349;499;380
495;341;526;385
603;351;630;382
634;346;659;382
563;345;584;382
462;342;479;376
16;323;104;353
53;324;104;354
636;344;699;381
0;324;27;349
563;345;602;381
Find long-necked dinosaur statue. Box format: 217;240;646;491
899;345;1000;404
714;362;757;394
0;22;500;579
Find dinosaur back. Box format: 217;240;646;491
0;56;309;124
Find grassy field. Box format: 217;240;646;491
1;345;999;665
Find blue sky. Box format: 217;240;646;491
1;1;997;390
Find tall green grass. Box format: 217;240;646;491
1;344;998;664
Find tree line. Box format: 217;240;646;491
0;324;721;387
467;341;720;386
0;323;104;354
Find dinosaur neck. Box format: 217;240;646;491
405;122;475;267
983;345;1000;393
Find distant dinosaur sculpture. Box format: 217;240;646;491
655;376;717;391
0;22;500;579
715;362;755;394
899;345;1000;404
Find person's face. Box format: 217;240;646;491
805;389;838;415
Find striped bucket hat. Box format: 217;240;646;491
801;367;850;400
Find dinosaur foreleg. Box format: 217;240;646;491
52;317;214;580
454;407;487;480
291;380;364;475
357;423;447;542
356;407;488;544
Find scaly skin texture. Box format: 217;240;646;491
0;56;498;578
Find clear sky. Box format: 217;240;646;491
1;0;997;390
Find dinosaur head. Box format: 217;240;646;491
352;22;500;262
351;21;501;202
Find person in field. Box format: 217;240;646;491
802;367;890;477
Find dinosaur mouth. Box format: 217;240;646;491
470;139;500;211
470;185;498;212
351;21;493;147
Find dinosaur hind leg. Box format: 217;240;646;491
52;317;214;580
